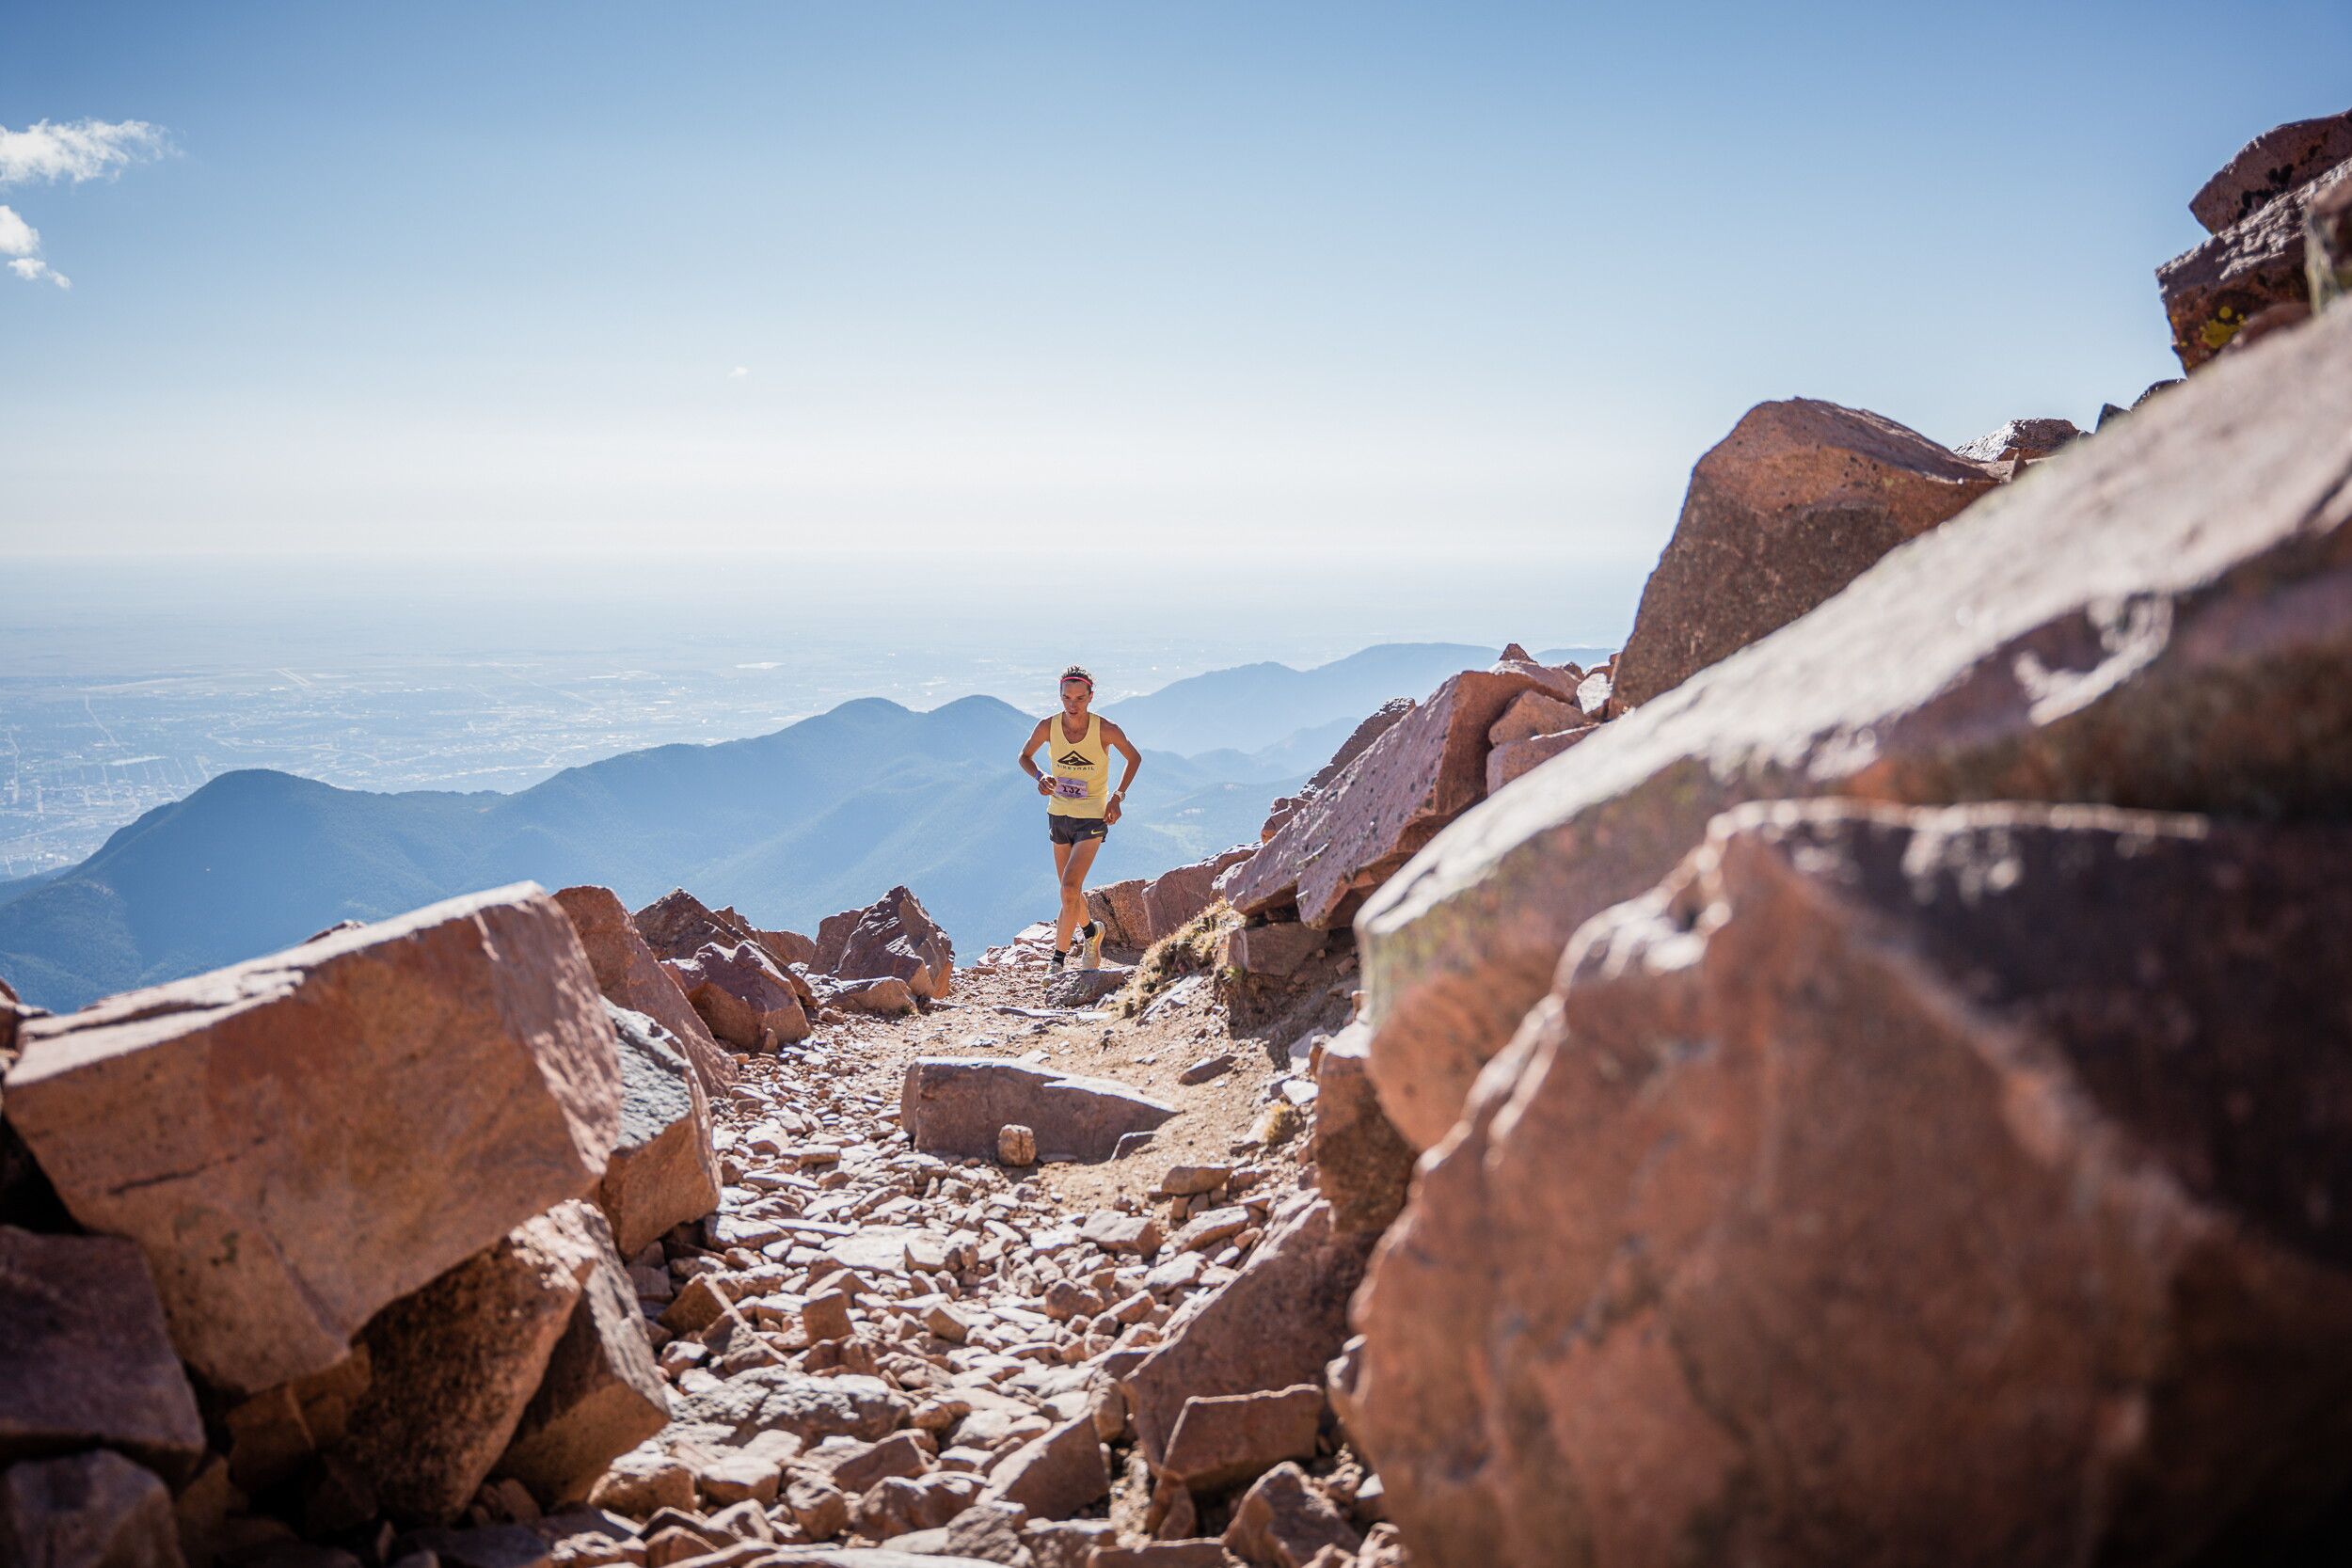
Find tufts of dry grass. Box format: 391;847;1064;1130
1117;900;1242;1017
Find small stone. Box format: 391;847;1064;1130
925;1303;973;1344
1224;1464;1360;1568
784;1475;849;1540
1162;1384;1326;1494
695;1451;780;1508
999;1124;1038;1166
585;1449;694;1515
1173;1206;1250;1253
1081;1212;1163;1257
1178;1054;1234;1085
984;1414;1109;1519
802;1291;855;1343
1159;1164;1232;1196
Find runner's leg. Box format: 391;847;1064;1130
1057;835;1103;953
1053;840;1076;952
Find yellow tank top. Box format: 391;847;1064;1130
1046;713;1109;817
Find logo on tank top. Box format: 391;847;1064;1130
1057;752;1092;768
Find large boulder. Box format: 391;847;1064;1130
2159;155;2352;371
0;1449;183;1568
814;909;863;973
495;1204;670;1506
1123;1199;1375;1467
1225;670;1544;929
2;884;620;1392
1087;847;1255;952
554;884;735;1095
1356;304;2352;1152
1258;698;1418;843
593;1004;722;1259
1351;800;2352;1568
900;1059;1173;1164
664;941;810;1052
629;888;755;962
2189;105;2352;232
1611;400;1998;708
332;1200;617;1525
834;887;955;1000
0;1227;204;1478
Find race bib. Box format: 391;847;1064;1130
1052;776;1091;800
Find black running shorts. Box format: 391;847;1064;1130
1049;813;1109;845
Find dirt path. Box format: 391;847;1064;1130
543;924;1381;1563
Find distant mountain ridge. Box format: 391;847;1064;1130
0;640;1619;1012
0;694;1297;1012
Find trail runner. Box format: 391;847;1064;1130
1017;665;1141;974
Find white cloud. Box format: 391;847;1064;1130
8;257;70;289
0;204;35;256
728;366;751;378
0;119;167;186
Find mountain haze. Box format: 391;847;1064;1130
0;694;1299;1012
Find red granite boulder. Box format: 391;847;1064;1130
2;885;620;1392
555;883;735;1095
332;1200;624;1525
1611;399;1998;707
834;886;955;1000
663;941;810;1051
2160;155;2352;371
1357;305;2352;1152
1224;669;1541;929
2189;105;2352;232
1351;800;2352;1567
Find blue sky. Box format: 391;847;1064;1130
3;2;2345;631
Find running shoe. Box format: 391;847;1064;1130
1049;948;1069;974
1079;921;1104;971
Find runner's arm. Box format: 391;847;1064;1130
1101;719;1142;814
1018;720;1054;795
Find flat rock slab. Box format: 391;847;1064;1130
2;883;620;1392
1225;669;1544;929
676;1369;911;1447
595;1004;722;1259
1043;967;1134;1006
1358;304;2352;1153
901;1059;1176;1164
1162;1383;1325;1494
2190;106;2352;232
0;1227;204;1479
822;1226;926;1275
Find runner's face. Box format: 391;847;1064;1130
1060;679;1091;715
